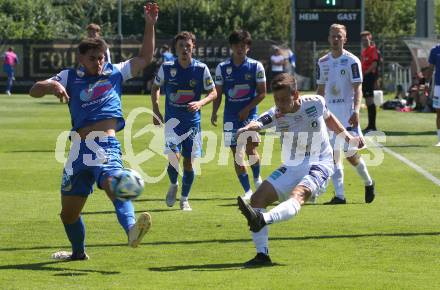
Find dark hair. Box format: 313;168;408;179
271;73;297;92
161;44;169;51
173;31;196;48
229;30;252;46
86;23;101;33
78;38;107;55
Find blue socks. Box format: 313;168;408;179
251;162;261;180
238;173;251;192
113;199;136;233
181;170;195;197
167;164;179;184
63;216;85;256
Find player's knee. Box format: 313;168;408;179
60;211;80;224
291;186;311;206
347;154;360;165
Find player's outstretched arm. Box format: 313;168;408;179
29;80;69;103
128;2;159;77
325;112;365;148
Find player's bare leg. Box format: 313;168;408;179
52;195;89;261
436;109;440;146
246;141;262;190
231;146;252;199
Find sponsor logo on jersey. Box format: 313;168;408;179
245;73;252;80
311;120;318;128
305;106;318;117
52;75;62;82
170;68;177;77
226;66;232;75
80;79;113;102
351;63;360;79
155;75;161;83
189;79;197;88
205;77;213;87
170;90;195;104
215;75;222;82
341;69;346;75
256;71;264;79
340;59;348;65
229;84;250;99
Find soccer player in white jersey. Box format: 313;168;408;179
236;73;364;267
212;30;266;200
317;24;376;205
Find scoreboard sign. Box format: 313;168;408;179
295;0;362;42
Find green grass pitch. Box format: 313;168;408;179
1;93;439;289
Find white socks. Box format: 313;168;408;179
262;198;301;224
354;158;373;186
252;208;269;254
332;166;345;199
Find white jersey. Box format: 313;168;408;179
316;50;362;127
256;95;333;166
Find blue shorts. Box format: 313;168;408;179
61;136;123;196
164;122;202;158
223;114;260;147
3;64;14;78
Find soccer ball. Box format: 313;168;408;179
112;168;145;201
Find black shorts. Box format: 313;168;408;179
362;72;377;98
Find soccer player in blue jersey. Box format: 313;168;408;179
211;30;266;200
151;31;217;211
428;43;440;146
29;2;159;260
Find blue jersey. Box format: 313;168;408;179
215;57;266;119
429;44;440;86
154;58;214;124
50;61;132;132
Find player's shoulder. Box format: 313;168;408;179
318;53;331;64
162;60;175;68
430;44;440;52
245;57;261;65
193;59;209;69
300;94;326;106
218;59;231;68
342;50;361;63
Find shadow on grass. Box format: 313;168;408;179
148;262;285;272
2;231;440;252
81;209;181;215
383;130;436;136
0;260;119;276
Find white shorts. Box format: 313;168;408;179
433;86;440;109
266;162;334;201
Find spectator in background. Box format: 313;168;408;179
408;67;431;112
86;23;111;63
3;47;18;96
427;42;440;146
286;48;296;75
270;46;286;79
360;30;379;132
160;44;175;62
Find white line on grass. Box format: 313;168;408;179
378;144;440;187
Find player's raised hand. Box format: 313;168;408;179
144;2;159;25
187;101;202;113
51;81;69;103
